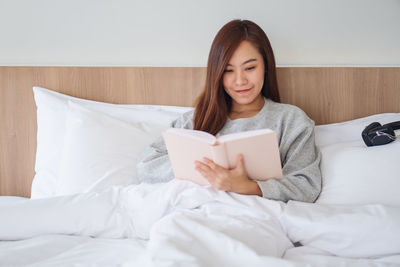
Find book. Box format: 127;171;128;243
162;128;283;186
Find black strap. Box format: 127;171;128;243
383;121;400;130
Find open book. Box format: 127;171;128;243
163;128;283;186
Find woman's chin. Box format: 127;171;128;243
232;93;262;105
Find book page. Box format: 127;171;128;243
217;128;274;143
211;144;229;169
222;130;282;180
163;130;214;186
165;128;217;145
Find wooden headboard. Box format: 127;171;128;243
1;66;400;197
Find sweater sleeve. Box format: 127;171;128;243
136;111;194;184
256;112;322;203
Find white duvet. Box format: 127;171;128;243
1;180;400;267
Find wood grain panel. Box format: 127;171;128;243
278;67;400;125
1;66;399;197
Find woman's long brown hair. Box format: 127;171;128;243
193;19;280;135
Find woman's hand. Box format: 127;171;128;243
194;154;262;196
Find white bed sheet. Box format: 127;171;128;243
284;246;400;267
1;181;399;267
1;235;399;267
0;235;146;266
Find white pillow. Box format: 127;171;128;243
55;102;165;196
32;86;193;198
314;113;400;147
317;139;400;206
315;113;400;206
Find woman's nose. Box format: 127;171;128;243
235;71;247;86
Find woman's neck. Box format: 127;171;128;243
229;95;265;120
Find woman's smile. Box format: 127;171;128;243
235;88;252;94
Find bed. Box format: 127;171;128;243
0;66;399;266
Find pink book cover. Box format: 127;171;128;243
163;128;283;186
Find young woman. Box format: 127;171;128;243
138;19;322;203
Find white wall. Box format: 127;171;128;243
0;0;399;66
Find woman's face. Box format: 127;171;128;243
222;41;265;109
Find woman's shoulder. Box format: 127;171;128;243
265;99;314;125
172;108;195;129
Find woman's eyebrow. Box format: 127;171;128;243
227;58;257;67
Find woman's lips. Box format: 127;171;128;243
235;88;251;94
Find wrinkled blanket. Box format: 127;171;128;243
1;180;399;267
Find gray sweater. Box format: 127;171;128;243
137;98;322;203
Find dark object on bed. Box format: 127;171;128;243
362;121;400;146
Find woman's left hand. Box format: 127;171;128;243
194;154;262;196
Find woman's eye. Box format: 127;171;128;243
246;66;255;71
224;69;233;73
